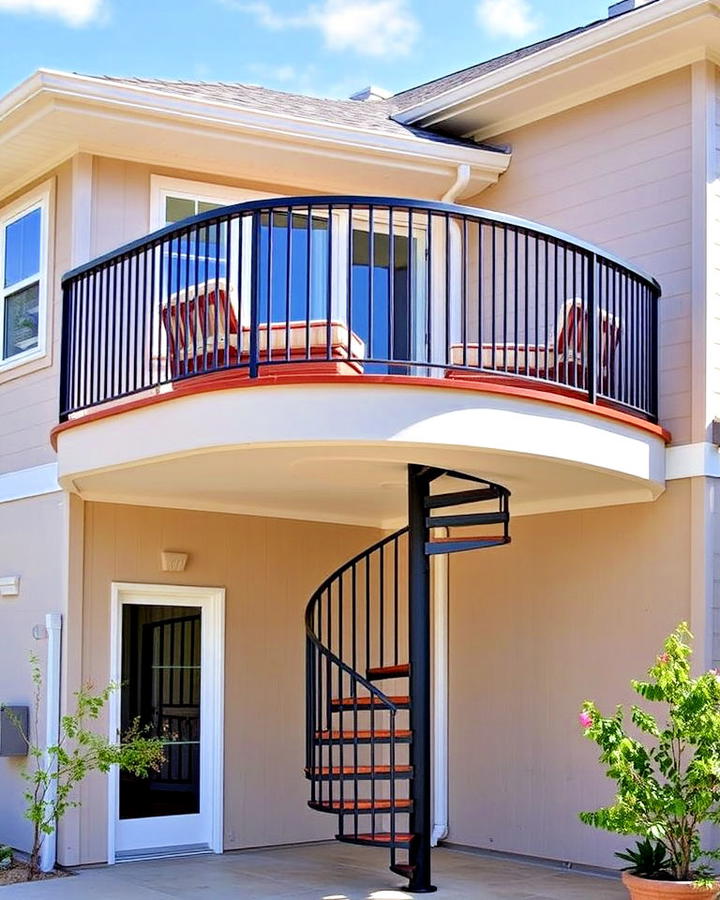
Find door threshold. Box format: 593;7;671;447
115;844;213;862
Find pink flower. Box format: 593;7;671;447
658;653;670;664
579;711;593;729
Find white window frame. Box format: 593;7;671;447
0;184;51;374
150;175;275;231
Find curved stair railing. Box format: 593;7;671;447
305;466;511;892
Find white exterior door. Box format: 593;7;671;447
109;584;224;861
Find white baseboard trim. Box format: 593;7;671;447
0;462;60;504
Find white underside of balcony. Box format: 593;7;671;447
55;381;666;527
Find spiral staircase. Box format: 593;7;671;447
305;464;511;892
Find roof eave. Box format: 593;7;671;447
393;0;715;128
1;69;510;175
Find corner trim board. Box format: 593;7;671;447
0;463;60;503
666;442;720;479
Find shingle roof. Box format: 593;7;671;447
389;0;663;113
84;74;505;152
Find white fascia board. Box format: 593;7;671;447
0;462;60;503
0;69;510;178
394;0;712;127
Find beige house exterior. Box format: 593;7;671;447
1;0;719;888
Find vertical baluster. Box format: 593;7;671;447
523;230;529;377
132;252;140;393
513;226;519;375
426;210;432;371
235;214;244;371
543;240;549;382
267;209;274;366
213;219;221;370
379;543;385;669
502;225;508;372
408;207;414;371
285;207;292;362
347;204;353;365
338;573;345;825
394;537;399;666
80;275;89;410
224;216;232;370
444;214;450;370
477;219;484;370
326;205;333;362
461;217;467;366
491;223;497;372
352;562;359;838
305;207;312;359
368;206;375;364
388;206;394;369
587;252;597;405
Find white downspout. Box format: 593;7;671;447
40;613;62;873
441;164;471;204
431;536;449;846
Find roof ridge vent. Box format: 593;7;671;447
349;85;392;102
608;0;654;17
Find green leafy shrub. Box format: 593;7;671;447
1;655;164;880
579;623;720;884
0;845;12;870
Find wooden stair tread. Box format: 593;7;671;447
339;832;414;848
314;799;412;811
307;764;412;776
315;729;412;741
331;695;410;708
367;663;410;680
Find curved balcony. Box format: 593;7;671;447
59;196;660;424
55;197;665;523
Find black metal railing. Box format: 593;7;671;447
305;527;410;869
59;197;661;422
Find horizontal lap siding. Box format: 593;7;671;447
474;68;693;442
0;162;72;475
78;502;384;864
447;482;691;868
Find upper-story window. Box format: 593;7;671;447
150;175;274;230
0;186;50;372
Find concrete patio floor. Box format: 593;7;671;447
0;842;626;899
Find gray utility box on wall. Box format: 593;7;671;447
0;706;29;756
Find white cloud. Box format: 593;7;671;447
232;0;419;57
476;0;538;40
0;0;103;25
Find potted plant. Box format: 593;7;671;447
579;623;720;899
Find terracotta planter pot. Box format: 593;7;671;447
622;872;720;899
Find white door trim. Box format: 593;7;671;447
107;582;225;863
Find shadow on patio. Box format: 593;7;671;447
1;843;625;899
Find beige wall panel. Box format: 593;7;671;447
0;162;72;475
79;502;384;864
474;69;692;443
447;481;691;869
0;492;67;852
90;156;316;256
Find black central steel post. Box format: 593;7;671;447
406;464;437;893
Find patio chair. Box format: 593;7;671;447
161;278;239;375
446;298;621;392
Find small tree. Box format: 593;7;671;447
2;655;164;880
579;623;720;884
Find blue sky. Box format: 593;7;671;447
0;0;617;100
